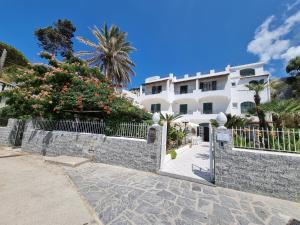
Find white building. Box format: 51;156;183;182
127;62;271;141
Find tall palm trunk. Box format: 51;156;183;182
254;93;268;129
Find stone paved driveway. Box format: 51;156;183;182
65;162;300;225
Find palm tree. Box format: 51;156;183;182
245;80;268;129
76;24;135;86
260;100;300;127
160;113;182;131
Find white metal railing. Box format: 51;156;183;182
232;127;300;154
33;120;149;139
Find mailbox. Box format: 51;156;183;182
147;127;156;144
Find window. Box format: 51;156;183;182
231;82;236;87
199;81;217;91
240;68;255;76
151;104;161;113
179;104;188;114
241;102;255;114
151;86;162;94
203;103;213;114
180;85;188;94
232;103;238;108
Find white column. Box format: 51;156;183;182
196;79;199;90
139;85;143;96
166;80;170;92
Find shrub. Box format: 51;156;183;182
169;149;177;159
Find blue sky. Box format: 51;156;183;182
1;0;300;88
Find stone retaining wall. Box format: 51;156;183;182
0;119;18;146
21;122;162;172
214;129;300;202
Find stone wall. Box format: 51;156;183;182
214;128;300;202
0;119;18;146
21;122;163;172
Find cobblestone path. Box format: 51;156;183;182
65;163;300;225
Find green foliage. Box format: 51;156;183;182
77;23;135;86
35;19;76;58
210;114;250;128
0;59;150;122
0;42;29;68
168;149;177;159
286;56;300;76
260;100;300;128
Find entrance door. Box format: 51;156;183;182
203;126;210;142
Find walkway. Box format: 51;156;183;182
160;142;211;182
0;150;99;225
65;162;300;225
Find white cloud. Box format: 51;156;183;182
247;10;300;62
287;0;300;11
281;45;300;61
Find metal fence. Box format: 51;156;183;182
33;120;150;139
232;127;300;154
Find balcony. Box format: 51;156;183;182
138;90;170;103
172;88;230;102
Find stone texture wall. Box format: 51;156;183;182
0;119;18;146
21;122;162;172
214;128;300;202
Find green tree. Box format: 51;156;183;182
260;100;300;127
35;19;76;59
77;23;135;86
286;56;300;99
0;42;29;82
210;114;250;128
245;80;268;129
0;58;150;122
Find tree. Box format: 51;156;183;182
210;114;250;128
77;23;135;86
245;80;268;129
260;100;300;127
286;56;300;99
0;58;150;122
0;42;28;68
35;19;76;59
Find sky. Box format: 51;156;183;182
1;0;300;88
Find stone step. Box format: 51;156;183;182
44;155;91;167
0;147;27;158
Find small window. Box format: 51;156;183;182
151;86;162;94
151;104;161;113
180;85;188;94
240;68;255;76
232;103;238;108
179;104;188;114
231;82;236;87
241;102;255;114
203;103;213;114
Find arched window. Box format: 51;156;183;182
240;68;255;76
241;102;255;114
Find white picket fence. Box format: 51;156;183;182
232;127;300;153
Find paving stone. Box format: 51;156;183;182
254;206;270;221
235;215;249;225
191;183;202;192
140;192;162;205
65;162;300;225
181;208;208;223
157;190;176;201
136;201;161;215
212;203;235;225
197;198;210;209
176;196;196;208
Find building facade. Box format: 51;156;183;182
127;62;271;140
